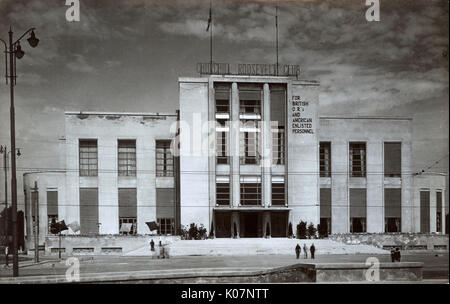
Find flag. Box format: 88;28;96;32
146;221;159;231
206;5;212;31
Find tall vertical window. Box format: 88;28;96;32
384;142;401;177
385;189;401;232
215;84;230;114
216;127;229;164
349;142;366;177
420;190;430;233
216;178;230;206
320;188;332;236
239;85;262;116
79;139;98;176
240;177;261;205
47;191;58;234
270;85;286;165
240;129;259;165
271;177;285;205
436;191;442;233
272;127;285;165
320;142;331;177
118;188;137;235
156;140;173;177
350;188;366;233
79;188;99;235
118;140;136;176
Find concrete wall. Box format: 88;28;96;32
64;113;177;235
318;117;413;233
178;79;211;229
288;81;320;226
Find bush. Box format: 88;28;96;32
307;223;317;239
296;221;307;239
318;223;328;239
198;224;207;240
188;223;199;240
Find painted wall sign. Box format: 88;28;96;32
291;95;314;134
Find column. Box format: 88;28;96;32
231;211;240;238
231;82;240;207
262;211;271;237
262;83;271;207
331;141;349;233
366;141;383;232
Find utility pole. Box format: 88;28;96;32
0;146;8;266
33;181;39;263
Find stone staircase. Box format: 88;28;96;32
125;238;388;256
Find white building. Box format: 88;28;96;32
23;74;447;247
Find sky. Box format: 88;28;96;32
0;0;448;212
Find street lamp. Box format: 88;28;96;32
1;26;39;277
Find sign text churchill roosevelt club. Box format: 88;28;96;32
197;62;300;77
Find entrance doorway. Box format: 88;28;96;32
271;212;288;237
215;212;231;238
241;212;259;237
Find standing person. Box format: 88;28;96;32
310;243;315;259
150;239;155;251
303;244;308;259
295;244;301;259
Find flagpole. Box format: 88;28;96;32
210;0;213;74
276;1;279;76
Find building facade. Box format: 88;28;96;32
22;75;447;244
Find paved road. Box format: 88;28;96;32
0;252;448;281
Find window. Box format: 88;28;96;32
240;177;261;205
156;140;173;177
79;139;98;176
118;140;136;176
384;142;401;177
119;188;137;235
216;130;229;164
437;192;442;233
215;84;230;114
320;188;331;235
271;178;285;205
158;218;174;235
119;217;137;235
320;142;331;177
79;188;99;235
47;191;58;234
272;127;285;165
385;189;401;232
350;188;366;233
349;142;366;177
239;86;261;116
216;180;230;206
420;191;430;233
240;130;259;165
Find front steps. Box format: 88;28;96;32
125;238;388;256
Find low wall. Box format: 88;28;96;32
41;235;180;255
329;233;449;250
315;262;423;282
0;262;422;284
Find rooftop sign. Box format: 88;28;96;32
197;63;300;78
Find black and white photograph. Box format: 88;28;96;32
0;0;448;290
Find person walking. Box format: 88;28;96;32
303;244;308;259
310;243;315;259
295;244;301;259
150;239;155;251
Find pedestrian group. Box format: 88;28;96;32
295;243;315;259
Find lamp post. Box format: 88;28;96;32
1;27;39;277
